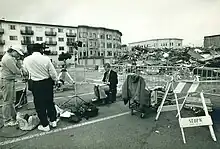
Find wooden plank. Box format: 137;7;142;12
174;82;186;93
184;104;213;111
188;82;199;93
179;116;213;128
160;104;182;112
185;97;212;104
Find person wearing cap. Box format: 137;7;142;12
23;43;59;132
0;46;25;127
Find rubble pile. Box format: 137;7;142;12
114;46;220;68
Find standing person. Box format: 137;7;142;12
0;46;25;127
23;43;58;132
102;63;118;103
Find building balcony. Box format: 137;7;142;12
0;40;5;45
45;31;57;36
49;51;58;55
0;28;4;34
20;30;34;35
66;32;76;37
80;56;88;59
21;40;34;45
45;41;57;45
66;41;75;46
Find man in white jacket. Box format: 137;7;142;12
23;43;59;132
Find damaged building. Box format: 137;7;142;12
204;34;220;49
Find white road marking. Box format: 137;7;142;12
0;111;130;146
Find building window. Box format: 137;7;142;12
67;38;75;42
48;37;54;42
69;47;74;54
23;36;31;41
107;51;112;56
58;28;63;33
98;52;100;56
58;38;64;42
59;47;64;51
80;52;82;57
107;43;112;48
83;51;86;56
178;43;181;46
93;33;96;38
83;43;87;47
113;44;116;48
9;25;16;30
90;51;93;55
36;37;43;41
89;32;92;38
25;26;32;30
9;36;17;40
100;34;105;39
106;34;112;40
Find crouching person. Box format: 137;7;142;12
23;44;59;132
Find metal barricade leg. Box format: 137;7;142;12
200;92;217;142
176;92;189;118
155;82;171;121
172;84;186;144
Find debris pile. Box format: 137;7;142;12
114;46;220;68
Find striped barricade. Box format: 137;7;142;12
155;78;217;144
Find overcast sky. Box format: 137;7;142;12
1;0;220;46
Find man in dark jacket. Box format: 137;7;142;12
93;63;118;104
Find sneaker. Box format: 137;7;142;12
38;125;50;132
4;121;18;127
49;119;59;128
49;121;57;128
92;98;98;102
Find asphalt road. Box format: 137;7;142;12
1;68;220;148
0;91;220;149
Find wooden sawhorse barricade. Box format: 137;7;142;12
155;78;217;144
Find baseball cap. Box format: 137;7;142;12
10;46;24;56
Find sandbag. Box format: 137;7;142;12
16;112;40;131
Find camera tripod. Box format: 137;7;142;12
57;63;75;92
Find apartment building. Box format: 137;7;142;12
128;38;183;49
204;34;220;48
77;25;122;65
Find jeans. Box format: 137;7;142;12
0;79;16;123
